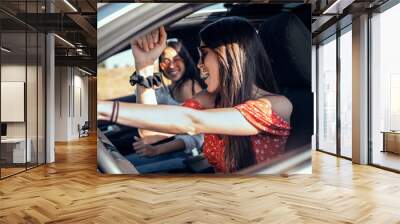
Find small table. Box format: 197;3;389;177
1;138;32;164
381;131;400;154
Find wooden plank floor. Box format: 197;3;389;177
0;134;399;224
1;167;26;178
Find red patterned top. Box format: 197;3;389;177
183;98;291;173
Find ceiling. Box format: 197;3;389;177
0;0;97;74
1;0;394;74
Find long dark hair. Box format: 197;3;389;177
160;39;206;99
200;16;279;171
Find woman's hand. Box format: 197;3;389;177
133;136;160;157
131;26;167;72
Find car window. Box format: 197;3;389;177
98;3;143;28
98;49;135;100
194;3;226;14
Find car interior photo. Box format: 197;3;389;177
2;0;400;222
97;3;313;174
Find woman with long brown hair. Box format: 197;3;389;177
98;17;292;172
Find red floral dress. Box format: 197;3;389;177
183;99;291;173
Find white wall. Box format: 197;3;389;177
55;66;69;141
1;65;26;138
1;65;34;138
54;66;89;141
72;73;89;138
1;63;46;164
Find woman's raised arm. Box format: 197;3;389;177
97;101;261;136
131;26;174;139
131;26;167;105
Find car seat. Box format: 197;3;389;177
258;12;313;151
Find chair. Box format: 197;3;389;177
79;121;90;138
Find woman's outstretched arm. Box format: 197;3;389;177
98;101;260;136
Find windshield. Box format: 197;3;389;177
98;3;143;28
